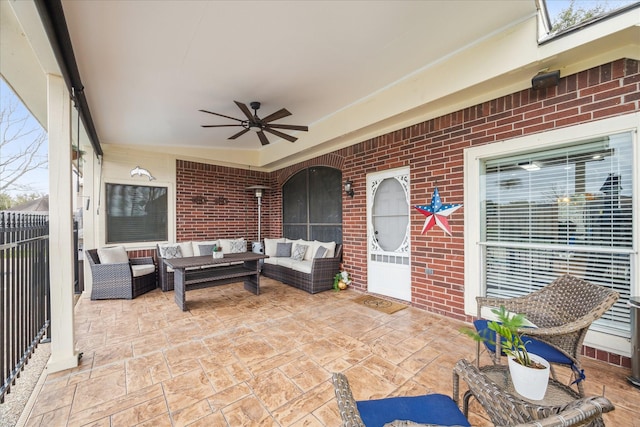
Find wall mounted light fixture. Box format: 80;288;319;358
344;180;354;198
531;70;560;90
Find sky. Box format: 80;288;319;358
545;0;638;20
0;78;49;197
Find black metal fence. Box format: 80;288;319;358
0;212;50;403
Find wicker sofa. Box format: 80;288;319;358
85;247;157;300
156;238;247;291
261;238;342;294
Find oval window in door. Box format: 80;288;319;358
372;177;409;251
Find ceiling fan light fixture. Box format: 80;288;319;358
201;101;308;145
518;161;540;171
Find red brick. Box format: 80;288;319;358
176;59;638;366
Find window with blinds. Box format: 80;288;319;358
106;184;168;243
480;132;633;337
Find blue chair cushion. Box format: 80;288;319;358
356;393;471;427
473;319;573;365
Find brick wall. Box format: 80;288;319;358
175;160;273;242
339;58;639;320
175;58;639;366
337;58;639;368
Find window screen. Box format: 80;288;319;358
282;167;342;243
105;184;168;243
481;133;633;337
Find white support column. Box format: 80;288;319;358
47;74;79;372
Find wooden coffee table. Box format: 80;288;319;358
163;252;268;311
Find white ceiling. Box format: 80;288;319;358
58;1;537;168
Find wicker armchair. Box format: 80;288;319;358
474;274;619;395
332;370;470;427
86;248;157;300
332;359;614;427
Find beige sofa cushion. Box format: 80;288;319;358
132;264;155;277
277;257;313;274
178;242;194;257
264;238;286;257
98;246;129;264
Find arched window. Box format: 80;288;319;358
282;167;342;243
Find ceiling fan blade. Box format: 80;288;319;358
257;131;270;146
234;101;254;120
266;123;309;132
263;127;298;142
261;108;292;123
228;128;250;139
199;109;243;122
201;124;244;128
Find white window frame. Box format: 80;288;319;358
464;113;640;356
98;179;175;249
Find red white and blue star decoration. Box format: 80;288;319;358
414;187;463;236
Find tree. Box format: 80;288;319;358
552;0;611;33
0;192;42;210
0;89;48;195
0;193;11;210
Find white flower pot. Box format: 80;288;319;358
212;251;223;259
507;353;550;400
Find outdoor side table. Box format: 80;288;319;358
453;364;593;423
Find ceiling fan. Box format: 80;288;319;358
200;101;308;146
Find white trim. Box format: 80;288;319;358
585;330;631;358
464;112;640;356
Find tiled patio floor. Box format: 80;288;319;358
22;278;639;426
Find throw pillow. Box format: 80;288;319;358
97;246;129;264
275;242;292;257
291;244;308;261
314;240;336;258
230;239;247;253
198;244;215;256
159;244;183;259
314;246;327;259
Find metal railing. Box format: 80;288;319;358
0;212;50;403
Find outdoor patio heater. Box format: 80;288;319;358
246;185;270;256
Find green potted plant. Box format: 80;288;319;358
212;244;223;259
462;306;550;400
71;143;86;161
333;270;351;291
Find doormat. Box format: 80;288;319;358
352;295;407;315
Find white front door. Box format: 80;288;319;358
367;168;411;301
